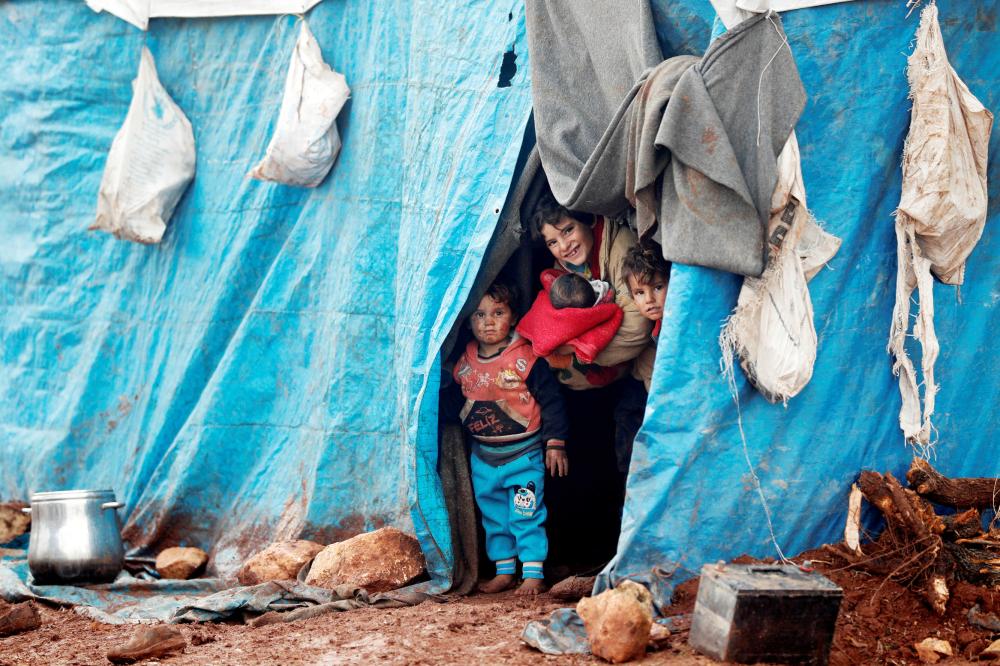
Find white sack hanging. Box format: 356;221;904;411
249;21;350;188
85;0;325;31
720;133;841;403
91;47;196;244
889;3;992;448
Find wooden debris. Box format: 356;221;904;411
907;458;1000;509
828;459;1000;616
844;483;863;555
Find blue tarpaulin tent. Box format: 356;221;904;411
1;0;996;613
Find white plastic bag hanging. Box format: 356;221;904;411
720;133;841;403
889;3;993;448
91;47;196;244
249;21;350;188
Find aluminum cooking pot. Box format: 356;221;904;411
23;489;125;584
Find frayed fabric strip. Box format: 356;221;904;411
889;3;992;449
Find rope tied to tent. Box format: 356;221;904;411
724;359;794;566
756;11;792;147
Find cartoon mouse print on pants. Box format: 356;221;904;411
513;481;537;517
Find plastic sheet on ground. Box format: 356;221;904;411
0;550;224;624
0;549;431;624
522;608;590;655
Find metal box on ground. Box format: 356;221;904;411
688;563;842;665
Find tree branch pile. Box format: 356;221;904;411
825;458;1000;615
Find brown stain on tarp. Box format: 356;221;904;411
304;514;388;546
122;509;204;553
976;6;995;31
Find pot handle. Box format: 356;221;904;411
21;507;30;514
101;501;124;510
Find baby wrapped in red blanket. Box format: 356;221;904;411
515;269;623;366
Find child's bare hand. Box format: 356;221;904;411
545;447;569;477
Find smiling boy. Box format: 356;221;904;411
453;283;569;595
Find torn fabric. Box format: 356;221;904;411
889;3;993;448
719;133;841;403
526;5;805;277
625;57;701;238
525;0;663;217
654;12;806;277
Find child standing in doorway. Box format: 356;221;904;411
622;244;670;392
612;244;670;475
453;283;569;595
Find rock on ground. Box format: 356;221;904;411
914;637;953;664
305;527;424;594
106;624;186;664
0;602;41;637
549;575;596;601
237;540;324;586
980;638;1000;660
577;580;654;664
0;502;30;545
155;547;208;580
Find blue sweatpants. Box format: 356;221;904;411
470;448;548;572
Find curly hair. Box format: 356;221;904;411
621;243;670;286
482;281;519;315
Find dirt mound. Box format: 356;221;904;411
662;550;997;665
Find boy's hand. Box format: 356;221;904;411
545;441;569;477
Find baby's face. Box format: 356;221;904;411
469;295;515;345
627;273;667;321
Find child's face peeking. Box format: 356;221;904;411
540;215;594;267
469;294;516;350
627;272;667;321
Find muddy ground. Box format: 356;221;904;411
1;551;997;665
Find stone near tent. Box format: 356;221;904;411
980;639;1000;660
0;502;30;545
914;637;953;664
576;580;653;663
237;540;324;585
648;622;671;651
305;527;424;594
0;601;41;637
107;624;186;664
550;575;597;601
155;547;208;580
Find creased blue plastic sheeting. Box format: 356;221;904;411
0;0;532;590
610;0;999;598
0;551;224;623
